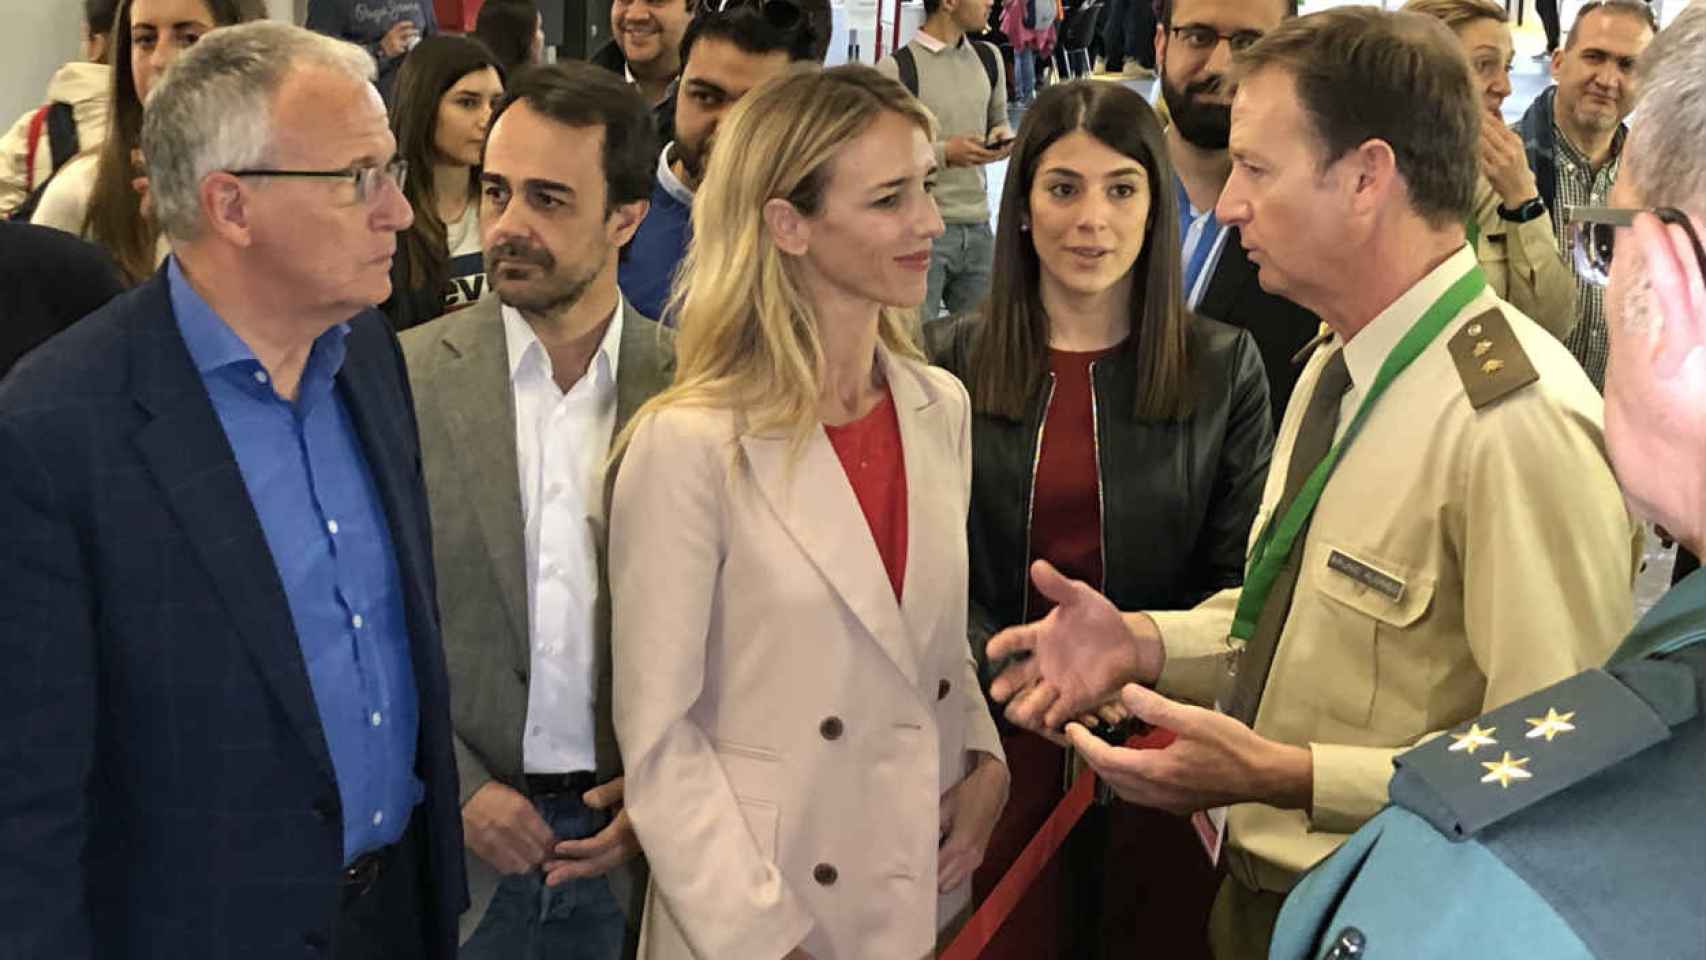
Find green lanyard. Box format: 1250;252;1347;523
1466;215;1480;250
1230;264;1488;642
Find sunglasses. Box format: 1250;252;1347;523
697;0;804;29
1566;206;1706;288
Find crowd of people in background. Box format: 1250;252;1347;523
1;0;1701;959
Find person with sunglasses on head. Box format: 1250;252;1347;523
618;0;819;323
983;10;1640;957
1514;0;1657;390
1151;0;1319;429
29;0;262;286
382;35;504;331
1270;8;1706;957
1404;0;1579;342
877;0;1013;328
0;22;465;959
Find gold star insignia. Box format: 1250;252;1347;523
1525;707;1577;742
1482;358;1506;375
1480;752;1533;788
1473;340;1494;358
1449;722;1498;754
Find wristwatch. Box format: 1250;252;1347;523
1498;197;1548;224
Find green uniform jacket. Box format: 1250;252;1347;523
1270;570;1706;959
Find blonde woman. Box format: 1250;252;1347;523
1404;0;1578;339
609;66;1009;960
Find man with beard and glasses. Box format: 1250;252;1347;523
1155;0;1319;426
593;0;695;107
399;60;674;958
619;0;819;322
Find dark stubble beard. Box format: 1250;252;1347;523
487;237;605;316
1162;72;1232;151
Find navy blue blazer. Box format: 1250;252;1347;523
0;269;466;958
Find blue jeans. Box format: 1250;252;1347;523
1014;48;1037;101
922;221;997;324
460;792;626;960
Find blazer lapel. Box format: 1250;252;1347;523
1196;227;1256;322
435;299;531;667
885;352;951;669
613;301;675;438
738;374;919;683
128;283;336;785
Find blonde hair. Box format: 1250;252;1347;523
1400;0;1507;34
617;65;936;458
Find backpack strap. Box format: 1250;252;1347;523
22;104;50;188
894;45;920;97
44;101;79;173
973;39;1000;94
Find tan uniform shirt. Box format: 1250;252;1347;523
1150;246;1637;894
1471;176;1578;342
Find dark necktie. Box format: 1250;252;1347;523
1225;349;1353;726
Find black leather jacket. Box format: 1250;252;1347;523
927;314;1275;674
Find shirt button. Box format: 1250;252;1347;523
812;862;838;886
253;370;269;384
351;614;364;630
326;519;339;535
820;717;844;741
371;810;384;827
369;711;382;727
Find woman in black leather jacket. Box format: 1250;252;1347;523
927;80;1273;959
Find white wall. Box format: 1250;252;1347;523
0;0;84;135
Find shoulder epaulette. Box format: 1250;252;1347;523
1390;660;1698;840
1446;308;1539;410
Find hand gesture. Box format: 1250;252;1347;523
1479;116;1540;209
542;777;642;885
380;19;420;58
987;560;1161;733
1063;684;1313;815
937;753;1009;893
462;780;554;875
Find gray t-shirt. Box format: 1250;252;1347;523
877;32;1006;225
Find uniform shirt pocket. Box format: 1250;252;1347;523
1310;541;1437;734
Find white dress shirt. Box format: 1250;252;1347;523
503;299;624;774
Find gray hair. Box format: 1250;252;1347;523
1624;3;1706;217
142;21;375;241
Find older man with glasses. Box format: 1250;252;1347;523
0;22;464;960
1269;6;1706;958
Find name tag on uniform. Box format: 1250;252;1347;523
1326;549;1406;602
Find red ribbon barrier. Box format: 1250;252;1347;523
941;727;1177;960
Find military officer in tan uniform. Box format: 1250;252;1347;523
985;10;1639;960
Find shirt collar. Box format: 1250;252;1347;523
168;255;350;386
502;295;626;388
1551;116;1628;172
912;30;955;53
1340;244;1479;394
658;143;695;206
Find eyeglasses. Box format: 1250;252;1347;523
1566;205;1706;288
696;0;803;29
227;156;409;205
1168;24;1264;55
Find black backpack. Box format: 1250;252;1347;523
892;39;1000;100
8;102;79;223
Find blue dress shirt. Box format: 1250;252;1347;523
168;258;422;863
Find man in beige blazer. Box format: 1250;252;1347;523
400;62;673;957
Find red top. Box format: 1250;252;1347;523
1026;344;1121;618
825;389;909;602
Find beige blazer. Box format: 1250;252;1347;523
610;348;1004;960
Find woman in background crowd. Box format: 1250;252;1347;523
0;0;117;220
383;35;502;330
30;0;259;285
927;80;1273;959
1001;0;1057;107
610;66;1008;960
1405;0;1578;338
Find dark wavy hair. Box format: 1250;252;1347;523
84;0;258;286
390;35;504;301
969;80;1193;421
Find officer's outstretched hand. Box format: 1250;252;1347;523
1065;684;1314;815
987;560;1162;733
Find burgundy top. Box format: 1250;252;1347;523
825;389;908;602
1026;344;1122;618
